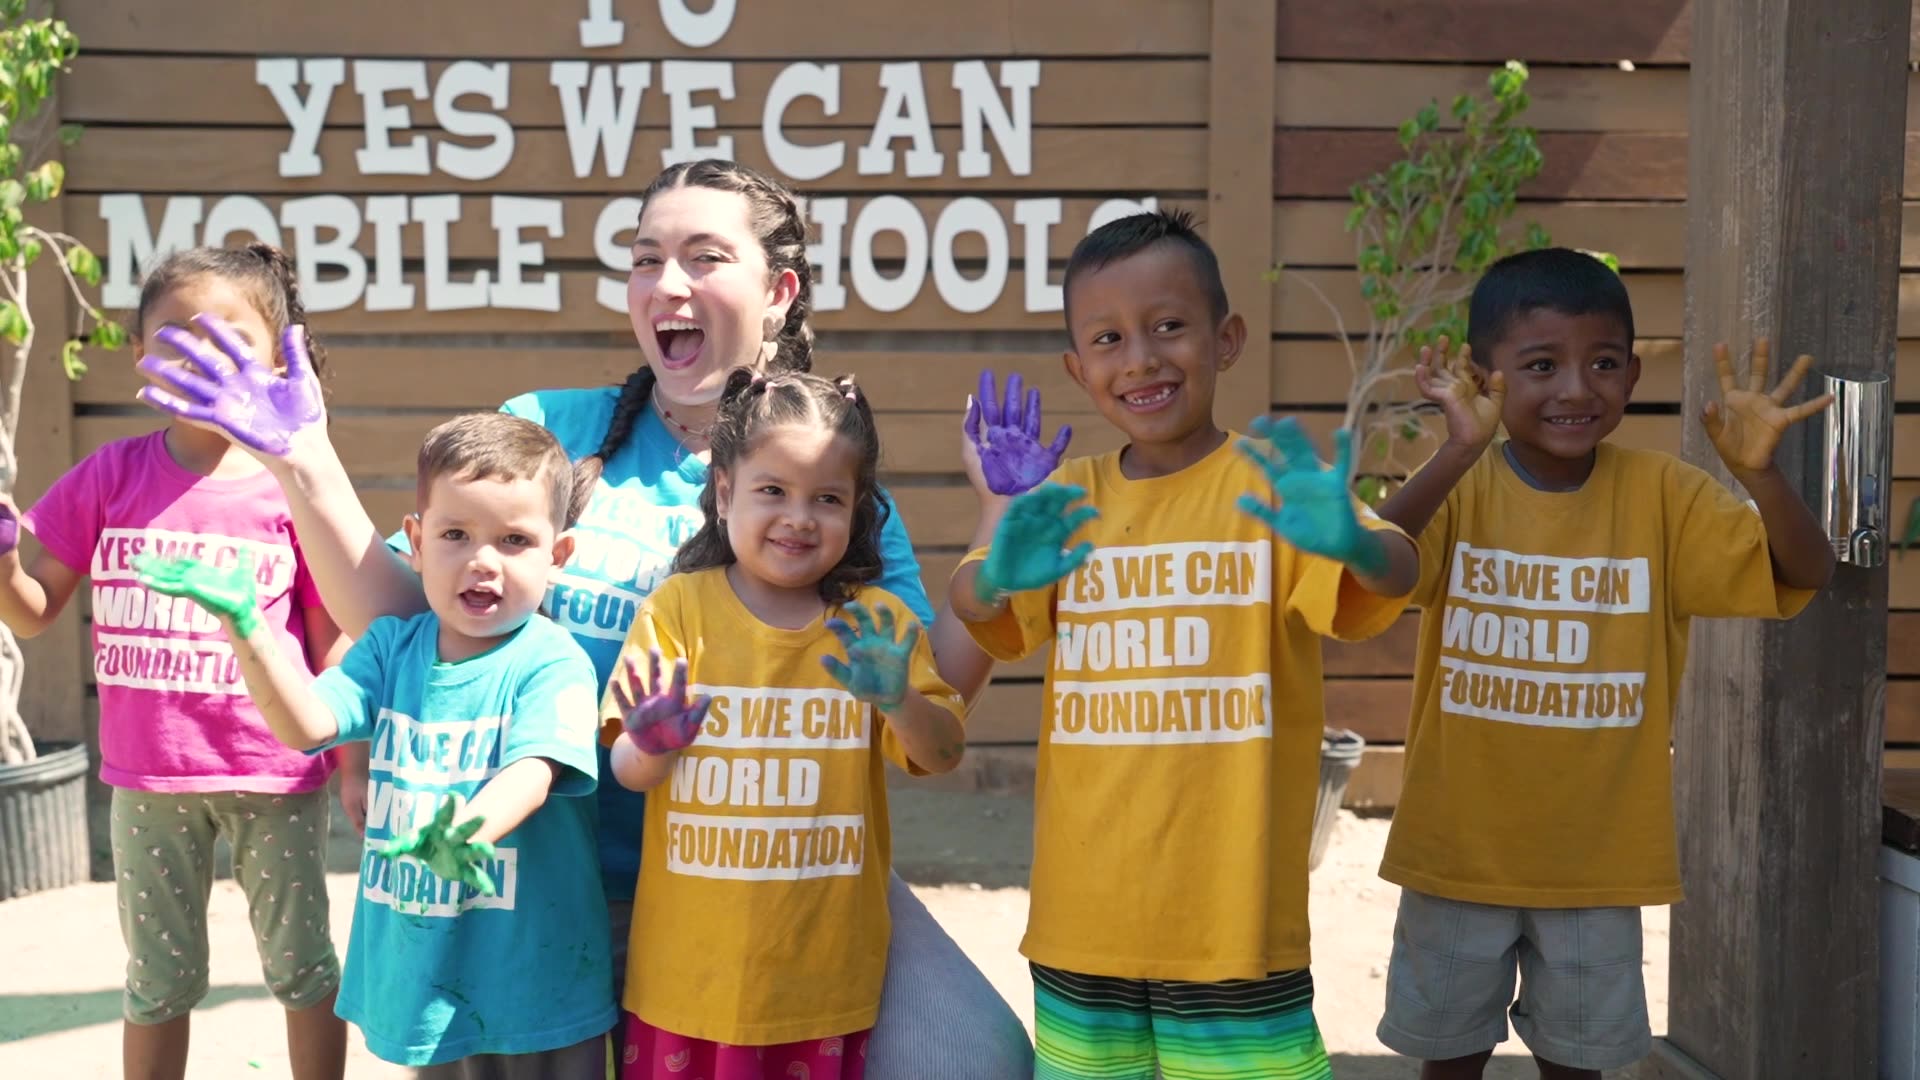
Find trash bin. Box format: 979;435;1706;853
1310;728;1365;872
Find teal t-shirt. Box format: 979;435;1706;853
390;386;935;899
312;613;613;1066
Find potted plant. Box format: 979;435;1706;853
0;2;124;898
1270;61;1605;868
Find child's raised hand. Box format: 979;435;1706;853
133;552;262;637
1703;338;1834;477
377;794;496;896
822;601;918;712
136;317;326;459
612;648;712;756
1416;336;1504;450
976;482;1099;602
964;369;1073;496
1237;416;1386;577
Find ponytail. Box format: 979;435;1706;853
568;365;655;526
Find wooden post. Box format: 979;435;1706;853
1654;0;1910;1075
1206;0;1276;431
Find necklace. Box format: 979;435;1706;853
653;387;713;442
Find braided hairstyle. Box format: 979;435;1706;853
569;159;815;522
671;367;886;606
135;242;331;386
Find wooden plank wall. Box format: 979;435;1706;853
1282;0;1920;808
41;0;1239;796
34;0;1920;808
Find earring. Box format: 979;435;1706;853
762;313;781;341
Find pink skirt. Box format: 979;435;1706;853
619;1012;871;1080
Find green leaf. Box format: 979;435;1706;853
0;179;22;212
57;123;81;146
90;317;128;350
24;160;61;202
1580;248;1622;274
0;299;25;345
19;237;38;265
1343;205;1366;233
1356;475;1388;506
59;338;84;380
66;243;100;287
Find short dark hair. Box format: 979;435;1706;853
1466;248;1635;363
417;413;574;532
671;367;888;606
1061;209;1230;335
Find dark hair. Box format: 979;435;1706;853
1466;248;1635;364
135;242;331;386
1061;208;1230;335
671;367;885;606
570;159;815;522
418;413;574;532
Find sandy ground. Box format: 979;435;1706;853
0;791;1667;1078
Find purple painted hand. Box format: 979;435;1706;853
136;317;325;459
964;370;1071;496
0;500;17;557
613;648;713;756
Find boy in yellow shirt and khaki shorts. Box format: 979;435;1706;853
1373;249;1836;1078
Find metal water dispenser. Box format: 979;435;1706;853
1820;369;1893;567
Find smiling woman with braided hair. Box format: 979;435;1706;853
137;159;1036;1077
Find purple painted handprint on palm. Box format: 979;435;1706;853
964;369;1072;496
136;316;325;458
613;648;712;756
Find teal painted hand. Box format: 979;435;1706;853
132;552;262;638
378;795;496;896
976;483;1099;603
822;602;918;712
1236;416;1386;578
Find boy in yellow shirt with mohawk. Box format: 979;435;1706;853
949;209;1419;1080
1373;248;1836;1078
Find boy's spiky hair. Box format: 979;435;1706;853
1467;247;1635;363
1062;209;1230;334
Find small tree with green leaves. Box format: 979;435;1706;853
0;3;121;765
1268;61;1605;503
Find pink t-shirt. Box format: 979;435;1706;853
22;430;333;794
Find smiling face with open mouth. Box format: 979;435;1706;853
1484;308;1640;488
628;185;800;408
1063;241;1247;477
403;472;573;662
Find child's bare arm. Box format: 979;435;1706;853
0;500;83;638
456;757;560;846
879;688;966;775
1701;340;1836;590
609;735;680;792
135;554;339;750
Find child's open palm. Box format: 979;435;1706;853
1237;416;1384;576
822;601;918;712
137;317;326;459
612;648;712;756
1703;338;1834;476
1417;337;1504;450
378;794;496;896
134;552;262;637
977;483;1099;600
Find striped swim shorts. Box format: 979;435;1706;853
1031;962;1331;1080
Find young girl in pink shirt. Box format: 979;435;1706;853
0;244;349;1080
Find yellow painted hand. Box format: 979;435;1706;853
1702;338;1834;476
1414;336;1504;451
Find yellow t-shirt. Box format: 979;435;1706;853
1381;443;1815;908
598;567;964;1044
958;434;1409;980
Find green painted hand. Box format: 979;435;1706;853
1236;416;1386;578
976;483;1099;603
822;601;918;712
133;552;262;638
378;794;496;896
